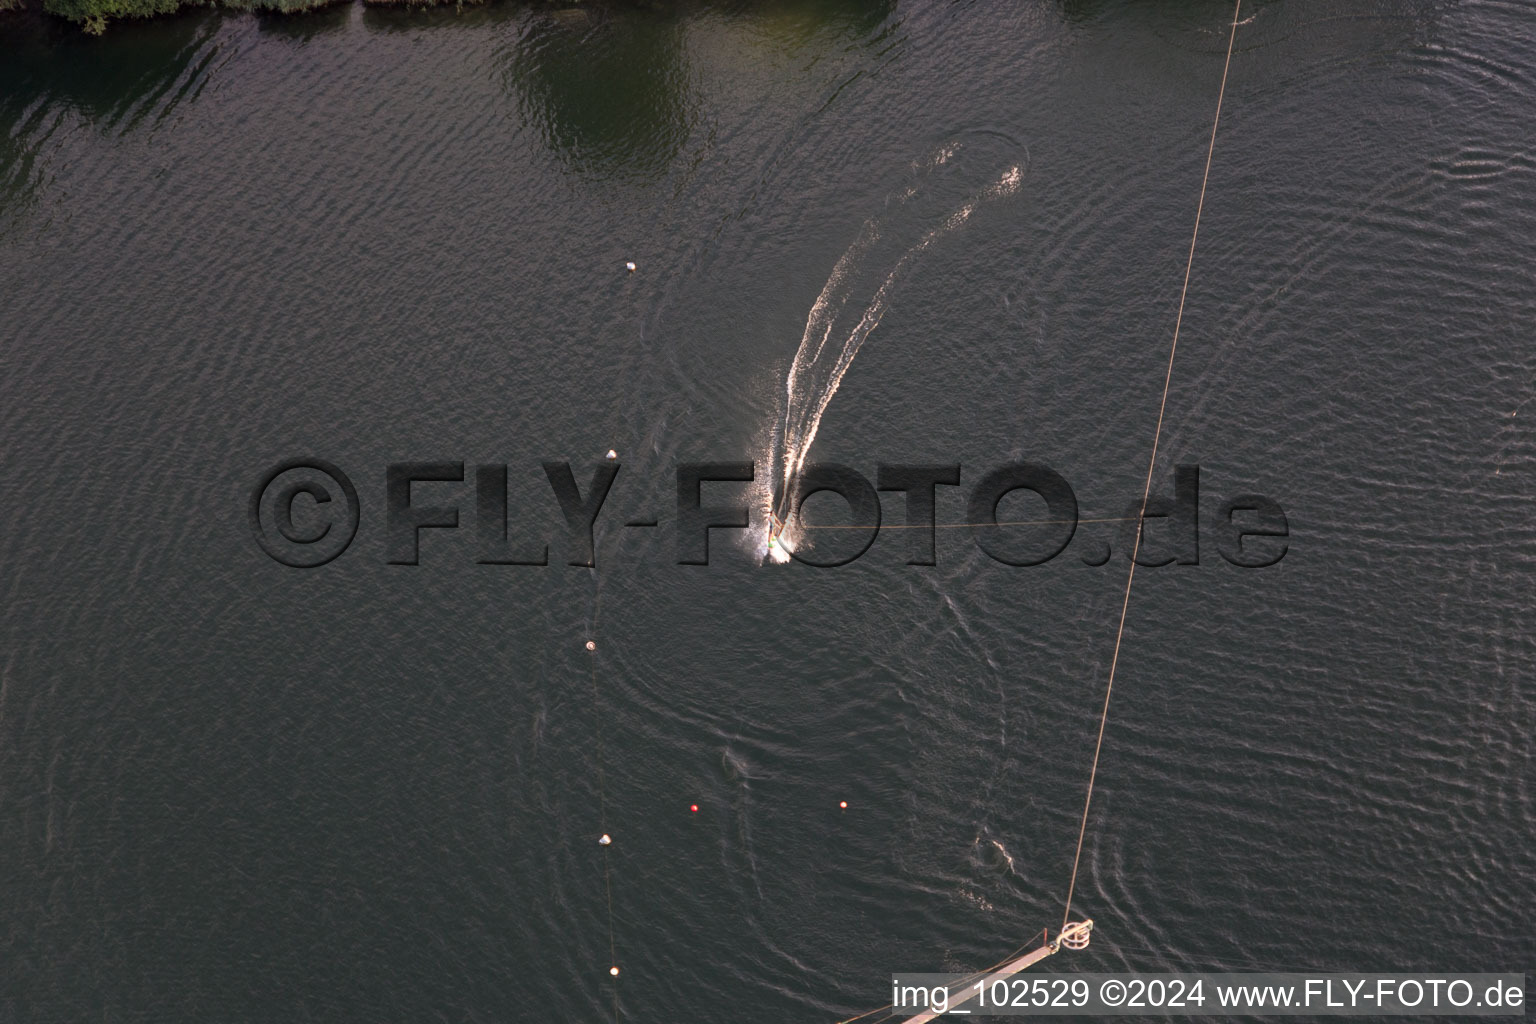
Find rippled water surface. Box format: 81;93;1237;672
2;1;1533;1019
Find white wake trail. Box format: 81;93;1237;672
766;155;1022;557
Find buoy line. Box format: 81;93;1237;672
1061;0;1243;931
586;613;621;1019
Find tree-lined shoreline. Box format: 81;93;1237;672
0;0;641;35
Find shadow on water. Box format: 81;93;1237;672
0;0;900;217
501;0;892;183
503;6;694;183
255;0;353;39
707;0;893;43
358;0;513;35
0;9;218;126
0;9;220;227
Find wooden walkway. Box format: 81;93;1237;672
904;942;1056;1023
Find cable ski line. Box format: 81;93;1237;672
1061;0;1243;932
830;5;1244;1020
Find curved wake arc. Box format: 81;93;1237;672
766;151;1023;560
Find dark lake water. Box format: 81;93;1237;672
2;0;1533;1019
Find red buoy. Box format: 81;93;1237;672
690;804;699;813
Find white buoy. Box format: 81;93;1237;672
625;261;636;273
599;834;611;846
605;449;617;460
610;966;621;977
585;641;596;651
